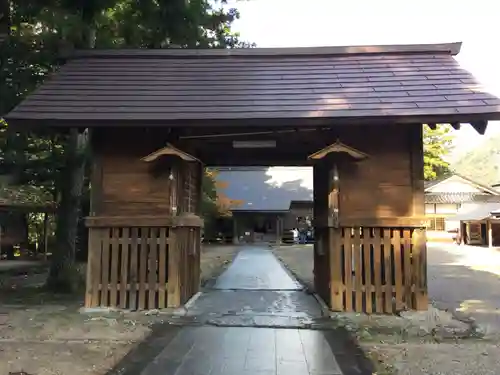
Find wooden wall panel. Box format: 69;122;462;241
334;124;420;221
92;128;174;216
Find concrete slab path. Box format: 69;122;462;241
138;246;372;375
214;246;302;290
187;246;322;326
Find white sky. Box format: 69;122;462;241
225;0;500;188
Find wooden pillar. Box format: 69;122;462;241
89;130;103;216
327;161;343;311
85;130;103;308
196;164;204;215
313;162;331;306
409;124;428;310
487;220;493;248
176;161;203;304
167;228;181;308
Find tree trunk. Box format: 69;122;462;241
46;128;88;292
0;0;10;41
46;20;95;293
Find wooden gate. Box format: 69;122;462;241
327;225;427;313
84;216;202;310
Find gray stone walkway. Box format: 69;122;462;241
138;246;371;375
142;326;344;375
214;247;302;290
187;246;322;327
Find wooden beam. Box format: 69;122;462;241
450;122;461;130
339;217;427;227
470;120;488;135
308;140;368;160
85;215;204;228
426;123;437;130
328;164;340;228
142;143;201;163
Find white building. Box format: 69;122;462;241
425;174;500;232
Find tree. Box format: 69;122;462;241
453;132;500;186
2;0;251;292
423;125;454;181
201;169;244;238
0;0;9;42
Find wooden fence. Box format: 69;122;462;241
84;217;202;310
330;226;427;314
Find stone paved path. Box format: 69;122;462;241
214;247;302;290
187;247;322;327
138;246;372;375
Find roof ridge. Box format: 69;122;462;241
69;42;462;59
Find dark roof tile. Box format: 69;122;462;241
6;42;500;126
425;193;500;204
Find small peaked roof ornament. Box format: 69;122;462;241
308;140;368;160
141;143;201;163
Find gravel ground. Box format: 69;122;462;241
272;243;500;375
0;244;239;375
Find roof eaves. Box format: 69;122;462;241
69;42;463;59
425;173;500;195
452;173;500;195
11;112;500;131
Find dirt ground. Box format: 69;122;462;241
273;244;500;375
0;245;239;375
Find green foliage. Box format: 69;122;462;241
0;0;249;289
423;125;454;181
95;0;252;49
201;169;220;236
0;185;53;206
1;0;250;197
201;168;219;217
453;132;500;186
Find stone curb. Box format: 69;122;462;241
178;291;203;316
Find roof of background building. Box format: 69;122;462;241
449;203;500;221
424;173;500;195
216;169;313;211
425;192;500;204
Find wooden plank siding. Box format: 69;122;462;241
91;129;201;217
314;123;428;313
336;124;416;220
84;224;201;309
328;226;426;313
85;128;204;310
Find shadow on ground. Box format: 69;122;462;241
103;322;375;375
105;323;182;375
